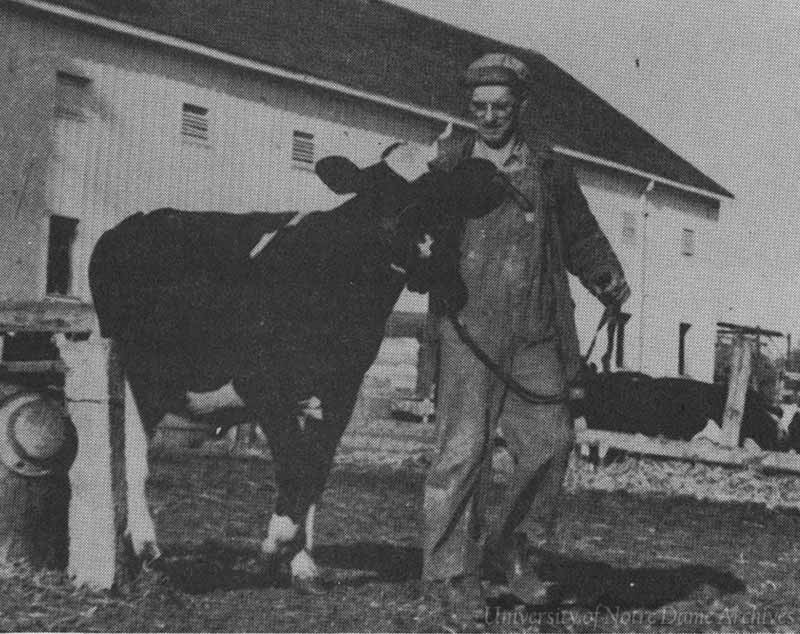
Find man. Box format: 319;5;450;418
423;53;630;618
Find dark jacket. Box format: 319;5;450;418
430;134;624;382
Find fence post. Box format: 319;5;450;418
56;334;125;590
721;335;752;448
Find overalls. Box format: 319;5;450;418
422;142;574;580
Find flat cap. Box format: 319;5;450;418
463;52;531;88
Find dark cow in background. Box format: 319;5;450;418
573;370;800;452
89;144;505;591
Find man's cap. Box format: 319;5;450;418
463;53;532;89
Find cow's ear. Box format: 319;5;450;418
315;156;363;194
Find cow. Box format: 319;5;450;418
573;369;800;452
88;141;505;592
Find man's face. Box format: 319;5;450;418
469;84;520;149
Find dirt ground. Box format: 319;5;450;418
3;452;800;633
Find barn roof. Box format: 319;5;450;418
14;0;733;199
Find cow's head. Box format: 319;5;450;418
315;142;506;314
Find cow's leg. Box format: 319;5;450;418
257;402;305;555
286;390;359;587
284;503;320;586
123;378;162;564
255;401;326;591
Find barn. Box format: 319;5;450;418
0;0;733;381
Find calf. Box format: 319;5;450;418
89;143;504;591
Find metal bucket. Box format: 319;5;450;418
0;391;77;477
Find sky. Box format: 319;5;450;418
388;0;800;344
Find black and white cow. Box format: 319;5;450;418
88;142;504;590
573;370;800;452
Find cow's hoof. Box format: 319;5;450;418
291;574;326;595
123;532;164;572
140;543;165;572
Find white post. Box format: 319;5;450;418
721;335;752;448
55;334;116;590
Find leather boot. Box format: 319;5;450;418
428;574;487;626
483;533;551;605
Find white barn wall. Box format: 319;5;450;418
571;161;720;380
640;186;720;380
3;6;448;301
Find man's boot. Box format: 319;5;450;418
483;533;551;605
428;574;487;626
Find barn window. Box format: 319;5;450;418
291;130;315;166
46;215;79;296
621;210;636;245
678;322;692;375
55;71;91;120
181;102;210;142
681;228;695;256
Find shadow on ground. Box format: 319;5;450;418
493;548;746;612
140;539;745;613
316;542;422;582
147;539;287;594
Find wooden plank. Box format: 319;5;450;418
384;311;426;339
721;336;751;447
0;360;65;373
575;428;800;474
0;301;96;333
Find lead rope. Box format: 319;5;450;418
446;306;617;406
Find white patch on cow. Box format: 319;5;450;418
778;403;800;434
691;419;723;445
383;142;435;182
305;503;317;552
417;234;434;259
297;397;323;431
300;396;323;421
185;381;245;415
249;213;303;259
290;549;319;580
124;379;161;561
249;231;278;259
261;514;299;555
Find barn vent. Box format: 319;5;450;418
681;228;695;256
292;130;315;165
55;71;91;120
181;102;210;141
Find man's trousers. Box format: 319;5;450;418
422;320;574;581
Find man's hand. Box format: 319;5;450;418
590;269;631;307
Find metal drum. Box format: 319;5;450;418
0;391;77;477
